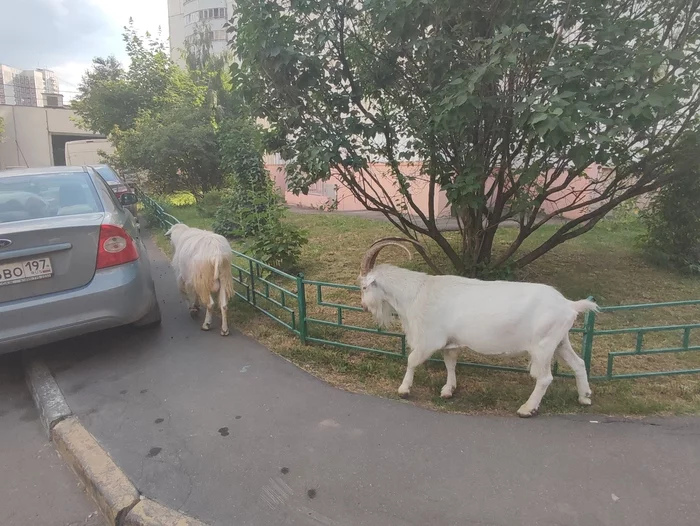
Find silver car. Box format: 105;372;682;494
0;166;161;355
90;164;138;220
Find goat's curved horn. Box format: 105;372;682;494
360;239;413;276
370;237;426;251
368;236;442;276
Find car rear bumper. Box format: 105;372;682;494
0;260;156;355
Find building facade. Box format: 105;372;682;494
0;65;63;108
167;0;234;66
0;105;99;169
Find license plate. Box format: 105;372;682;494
0;257;53;286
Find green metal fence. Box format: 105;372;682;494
138;190;700;381
584;300;700;380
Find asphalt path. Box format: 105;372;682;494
0;354;102;526
32;234;700;526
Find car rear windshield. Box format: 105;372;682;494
92;165;121;183
0;172;102;223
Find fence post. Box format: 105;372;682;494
248;259;256;307
582;307;596;375
296;274;308;345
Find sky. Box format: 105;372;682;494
0;0;169;101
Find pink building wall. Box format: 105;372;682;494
484;164;604;220
266;161;606;220
267;162;451;217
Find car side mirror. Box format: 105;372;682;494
120;193;138;206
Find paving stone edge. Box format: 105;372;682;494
24;356;208;526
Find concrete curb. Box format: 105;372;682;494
24;357;72;438
123;499;207;526
24;357;209;526
53;416;140;525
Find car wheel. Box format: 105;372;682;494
134;297;162;328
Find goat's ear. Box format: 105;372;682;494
364;276;376;287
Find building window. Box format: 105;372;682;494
185;29;227;45
185;7;226;25
201;7;226;19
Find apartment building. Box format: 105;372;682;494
167;0;235;66
0;65;63;108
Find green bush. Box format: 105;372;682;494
214;116;307;272
196;189;226;218
641;133;700;274
140;203;160;228
249;221;308;273
213;184;280;238
166;191;197;207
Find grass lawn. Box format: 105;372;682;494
150;202;700;417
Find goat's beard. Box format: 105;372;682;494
369;300;397;329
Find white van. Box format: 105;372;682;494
64;139;115;166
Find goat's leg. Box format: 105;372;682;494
441;348;459;399
177;275;187;296
398;348;433;398
177;277;197;315
201;295;215;331
219;285;230;337
517;345;555;418
555;337;592;406
183;283;200;318
188;296;200;318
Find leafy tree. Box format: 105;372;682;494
184;21;216;74
111;101;223;194
214;117;275;236
70;56;131;135
214;117;307;271
74;22;223;194
183;23;236;124
642;131;700;273
231;0;700;276
73;21;201;136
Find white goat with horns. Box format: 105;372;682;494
358;238;597;417
166;223;235;336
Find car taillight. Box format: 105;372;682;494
96;224;139;269
114;185;129;197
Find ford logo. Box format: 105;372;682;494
0;239;12;249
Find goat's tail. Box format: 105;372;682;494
218;255;235;299
190;255;235;307
212;258;221;293
570;298;599;314
191;259;215;306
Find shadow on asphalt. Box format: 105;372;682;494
28;324;161;377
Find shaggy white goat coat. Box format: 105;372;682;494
166;223;235;336
360;264;597;417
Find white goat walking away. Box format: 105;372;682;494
358;238;598;417
166;223;235;336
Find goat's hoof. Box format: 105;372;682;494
201;324;211;331
220;328;230;336
398;388;410;399
579;396;592;406
517;406;539;418
440;388;454;399
189;308;199;319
